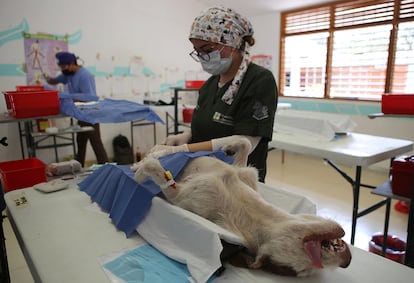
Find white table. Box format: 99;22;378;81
274;109;357;141
5;182;414;282
4;182;414;283
4;180;314;283
270;132;413;246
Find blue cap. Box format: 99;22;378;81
55;52;77;66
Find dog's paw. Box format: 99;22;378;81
134;161;148;183
134;158;170;187
222;137;251;166
222;137;250;154
130;160;144;172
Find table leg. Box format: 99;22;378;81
17;122;25;159
383;199;391;255
53;136;59;162
405;192;414;267
0;214;11;283
324;161;388;246
24;121;36;158
350;166;362;245
72;132;77;159
173;89;179;134
130;121;134;153
324;159;361;245
152;123;157;145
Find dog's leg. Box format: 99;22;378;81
236;167;259;191
134;158;179;200
222;137;251;167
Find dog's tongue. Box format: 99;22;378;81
304;241;323;269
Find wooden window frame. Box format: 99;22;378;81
279;0;414;100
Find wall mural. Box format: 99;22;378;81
0;18;162;79
23;33;68;85
0;19;82;78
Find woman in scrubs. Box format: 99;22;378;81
151;7;278;182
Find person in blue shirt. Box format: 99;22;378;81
46;52;109;166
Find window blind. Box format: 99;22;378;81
335;0;395;28
283;7;330;35
399;0;414;20
280;0;414;99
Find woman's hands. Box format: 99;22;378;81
147;144;189;159
163;130;191;146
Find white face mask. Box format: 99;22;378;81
200;49;232;75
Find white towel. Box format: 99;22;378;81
136;183;316;283
137;197;244;283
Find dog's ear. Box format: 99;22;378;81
227;250;256;268
251;254;299;276
229;251;299;276
260;255;298;276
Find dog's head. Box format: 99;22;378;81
263;215;351;276
229;215;352;277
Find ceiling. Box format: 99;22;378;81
196;0;337;16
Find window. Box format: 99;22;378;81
393;21;414;93
283;33;328;98
280;0;414;100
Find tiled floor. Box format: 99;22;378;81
2;149;410;282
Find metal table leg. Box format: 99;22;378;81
405;190;414;267
324;160;389;246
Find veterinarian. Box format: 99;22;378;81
46;51;109;166
150;6;278;182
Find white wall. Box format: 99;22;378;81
0;0;207;163
250;12;280;80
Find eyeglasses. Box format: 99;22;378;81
189;46;225;62
189;50;210;62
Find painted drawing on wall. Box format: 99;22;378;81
23;33;68;85
0;19;82;78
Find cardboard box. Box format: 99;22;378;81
391;155;414;198
382;94;414;115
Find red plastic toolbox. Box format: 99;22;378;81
382;94;414;115
391;155;414;198
15;85;44;92
4;86;45;110
2;90;59;118
185;80;205;89
0;158;47;192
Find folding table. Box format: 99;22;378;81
270;132;413;245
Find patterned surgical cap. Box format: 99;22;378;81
189;7;254;105
189;6;254;49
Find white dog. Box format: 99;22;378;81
134;138;351;277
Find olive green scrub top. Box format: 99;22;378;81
191;63;278;182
